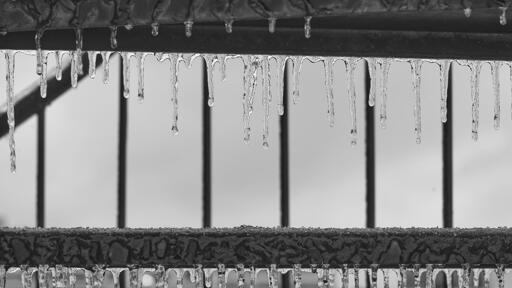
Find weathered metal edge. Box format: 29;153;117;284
0;227;510;268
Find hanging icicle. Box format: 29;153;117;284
225;19;234;33
410;59;423;144
491;61;501;129
293;265;302;288
101;51;113;84
262;55;271;148
151;22;160;36
291;56;303;104
184;20;194;37
347;58;358;145
274;55;287;116
128;267;141;288
154;265;168;288
136;52;146;101
496;264;505;288
75;28;84;75
500;7;508;25
367;58;377;107
71;50;78;88
324;57;335;127
469;61;482;141
378;58;391;129
5;50;16;173
55;51;63;81
304;16;312;38
122;52;132;98
218;264;226;288
40;51;48;98
35;29;45;75
168;53;180;134
88;51;98;79
269;17;277;33
370;265;378;288
110;26;118;49
203;54;216;107
216;54;228;81
438;60;451;123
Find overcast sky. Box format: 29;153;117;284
1;52;512;228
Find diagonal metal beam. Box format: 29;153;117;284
0;54;102;138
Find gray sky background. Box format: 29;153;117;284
1;53;512;228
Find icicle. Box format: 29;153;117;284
483;269;490;288
35;30;44;75
491;61;501;129
500;7;508;25
496;265;505;288
122;52;131;98
274;55;287;116
269;265;278;288
71;50;78;88
304;16;312;38
194;265;204;288
322;265;330;288
460;265;471;288
54;51;63;80
438;60;451;123
353;266;359;288
110;26;118;49
154;265;168;288
398;265;407;288
218;264;226;288
204;54;216;106
92;266;104;288
236;264;245;287
262;55;271;148
315;267;323;288
378;58;391;129
136;52;145;101
53;265;69;288
383;269;389;288
410;59;423;144
324;57;335;127
169;53;180;134
216;54;227;81
69;269;79;288
40;51;48;98
445;270;452;288
128;267;141;288
38;265;48;288
472;268;480;288
75;28;83;75
184;20;194;37
84;269;93;288
21;266;35;288
369;265;378;288
293;264;302;288
341;265;348;288
291;56;303;104
347;58;358;145
88;52;98;79
0;265;5;288
151;22;159;36
367;58;377;107
101;52;112;84
469;61;482;141
175;269;184;288
5;50;16;173
244;56;262;142
464;7;472;17
413;265;421;288
249;267;256;288
268;17;277;33
225;19;234;33
204;269;215;288
108;268;126;288
425;265;433;288
242;55;252;142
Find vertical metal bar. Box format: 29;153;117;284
117;60;128;229
442;65;453;228
202;60;212;228
280;63;290;228
36;108;45;228
365;62;376;228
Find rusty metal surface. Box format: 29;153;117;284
0;0;508;33
0;227;511;268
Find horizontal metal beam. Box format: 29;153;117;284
1;22;512;61
0;227;511;268
0;54;101;138
0;0;505;33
